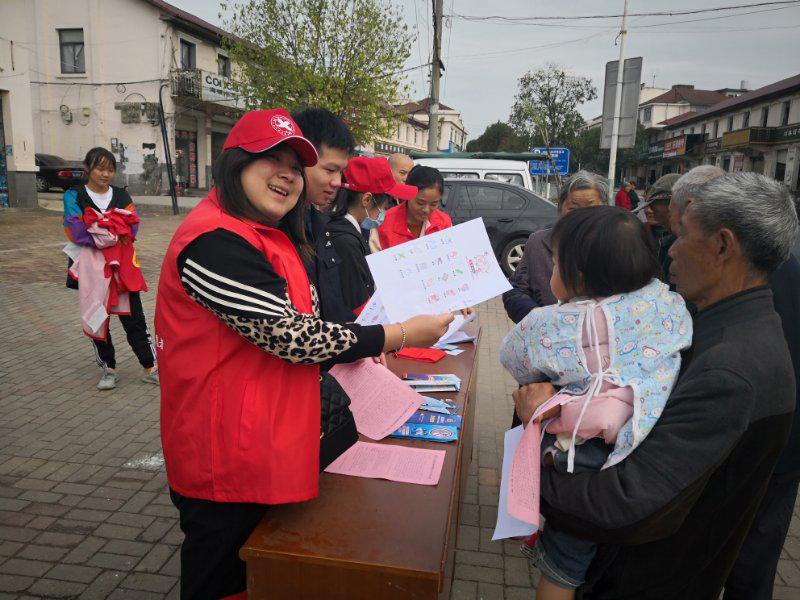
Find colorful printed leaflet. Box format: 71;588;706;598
324;441;446;486
390;423;459;443
366;218;512;321
329;359;424;441
405;410;462;427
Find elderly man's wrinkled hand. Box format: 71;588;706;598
513;383;558;426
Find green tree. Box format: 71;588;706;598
570;122;649;178
465;121;528;152
509;63;597;151
220;0;413;143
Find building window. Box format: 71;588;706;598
414;130;418;145
702;123;707;135
180;39;196;70
726;116;734;132
690;126;695;134
713;121;719;138
59;29;85;74
761;106;769;127
781;101;791;126
217;54;231;77
643;106;652;122
743;111;750;128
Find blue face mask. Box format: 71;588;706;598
362;207;385;230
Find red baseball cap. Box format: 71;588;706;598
222;109;318;167
342;156;417;200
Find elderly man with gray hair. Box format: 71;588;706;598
513;171;799;598
502;170;609;324
667;166;800;600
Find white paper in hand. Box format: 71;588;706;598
366;218;511;322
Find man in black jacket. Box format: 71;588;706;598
291;108;354;322
513;172;799;599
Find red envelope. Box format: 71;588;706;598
396;347;447;363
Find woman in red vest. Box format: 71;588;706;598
377;165;452;249
155;109;452;600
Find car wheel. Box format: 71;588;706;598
35;176;50;193
501;237;527;275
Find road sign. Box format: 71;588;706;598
600;56;643;150
530;147;570;176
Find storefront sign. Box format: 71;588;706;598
722;129;751;148
641;140;664;160
705;138;722;151
774;124;800;143
663;135;687;158
200;71;245;109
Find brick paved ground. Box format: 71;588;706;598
0;207;798;599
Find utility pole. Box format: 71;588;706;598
158;83;179;215
427;0;444;153
607;0;630;203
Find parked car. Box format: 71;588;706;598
440;179;557;275
35;154;84;192
414;158;534;191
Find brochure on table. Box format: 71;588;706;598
365;218;511;322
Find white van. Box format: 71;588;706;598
413;158;534;191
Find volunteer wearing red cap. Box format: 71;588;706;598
377;164;452;250
324;156;418;320
155;109;453;599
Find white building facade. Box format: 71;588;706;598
1;0;243;200
637;74;800;190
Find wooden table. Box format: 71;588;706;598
241;326;481;599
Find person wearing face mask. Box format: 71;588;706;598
376;165;452;250
155;109;453;600
324;156;418;321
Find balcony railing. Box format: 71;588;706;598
170;69;202;99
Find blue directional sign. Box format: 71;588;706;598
530;147;570;176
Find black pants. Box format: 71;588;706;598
170;490;269;600
723;474;800;600
92;292;155;370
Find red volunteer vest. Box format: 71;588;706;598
377;201;452;250
155;192;320;504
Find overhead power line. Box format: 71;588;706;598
449;1;800;22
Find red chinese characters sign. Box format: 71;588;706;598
663;136;687;158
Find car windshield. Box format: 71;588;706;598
485;172;524;187
441;171;480;180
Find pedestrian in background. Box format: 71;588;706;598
626;181;640;211
614;182;632;210
63;147;158;390
637;173;681;284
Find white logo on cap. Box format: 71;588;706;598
270;115;295;137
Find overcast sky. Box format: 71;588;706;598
172;0;800;140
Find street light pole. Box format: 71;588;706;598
427;0;443;153
607;0;630;204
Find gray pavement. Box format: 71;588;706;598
0;207;799;599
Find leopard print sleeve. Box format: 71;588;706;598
177;229;385;365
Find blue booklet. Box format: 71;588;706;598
390;423;459;443
405;410;462;428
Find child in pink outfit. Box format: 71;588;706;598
499;207;692;599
